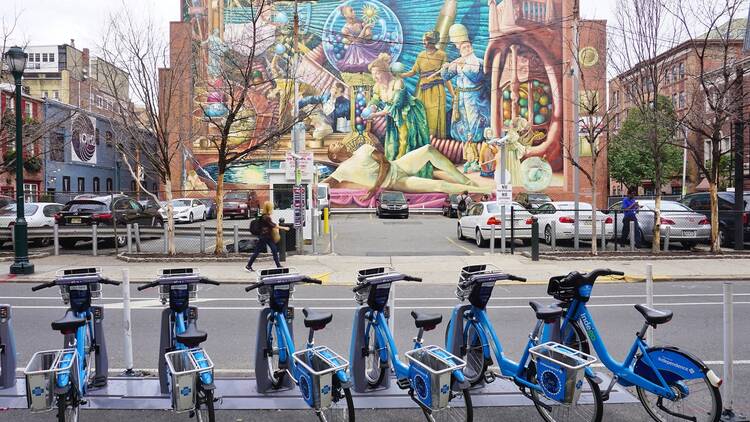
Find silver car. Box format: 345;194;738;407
609;200;710;247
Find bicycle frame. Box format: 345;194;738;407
56;309;94;396
561;300;677;399
171;310;213;386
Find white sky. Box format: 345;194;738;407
6;0;617;50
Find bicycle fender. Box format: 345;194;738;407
634;347;719;386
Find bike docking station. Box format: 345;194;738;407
0;304;17;389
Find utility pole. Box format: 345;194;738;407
734;64;745;251
572;0;581;249
292;0;304;255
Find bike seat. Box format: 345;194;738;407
51;311;86;334
410;311;442;331
634;304;673;326
529;301;564;323
176;323;208;348
303;308;333;330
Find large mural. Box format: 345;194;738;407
181;0;569;207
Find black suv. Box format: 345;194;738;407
681;192;749;245
56;195;163;248
375;191;409;219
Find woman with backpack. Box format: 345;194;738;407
457;190;473;218
246;201;289;272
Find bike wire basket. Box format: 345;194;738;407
405;345;466;411
354;267;395;305
455;264;504;301
24;349;78;412
55;267;104;303
292;345;349;410
529;342;597;404
164;348;215;413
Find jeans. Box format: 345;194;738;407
247;237;281;268
621;216;642;247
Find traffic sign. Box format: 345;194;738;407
496;184;513;206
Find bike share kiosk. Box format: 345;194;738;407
0;304;16;389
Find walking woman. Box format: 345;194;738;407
246;201;289;272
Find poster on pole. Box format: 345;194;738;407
496;184;513;206
293;185;306;228
285;152;314;181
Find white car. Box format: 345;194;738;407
159;198;207;223
534;201;614;244
0;202;64;246
457;201;534;247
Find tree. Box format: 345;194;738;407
671;0;747;251
98;8;193;255
610;0;682;252
608;96;683;191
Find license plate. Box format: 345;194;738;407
71;218;81;224
682;230;696;237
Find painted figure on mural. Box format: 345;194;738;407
402;31;452;139
326;144;489;198
298;83;351;133
366;53;433;179
490;117;545;184
206;28;227;77
441;24;490;173
337;5;391;73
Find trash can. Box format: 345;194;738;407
280;223;295;252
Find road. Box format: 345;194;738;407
1;279;747;420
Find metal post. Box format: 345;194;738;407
9;64;33;275
630;221;636;252
720;282;747;421
500;213;506;253
279;217;287;262
127;224;132;253
664;226;671;252
601;220;606;251
92;224;98;257
312;209;318;255
734;119;745;251
510;207;515;255
121;268;134;376
200;223;205;254
531;217;539;261
646;263;654;346
490;224;496;254
551;221;556;250
233;224;239;253
329;219;335;254
572;7;581;251
134;223;141;252
53;224;59;256
163;224;168;254
614;211;619;252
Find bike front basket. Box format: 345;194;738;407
292;346;349;410
24;349;78;412
547;275;577;302
164;348;214;413
405;345;466;412
530;342;597;404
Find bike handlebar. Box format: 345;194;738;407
138;276;221;291
245;276;321;292
200;277;221;286
32;276;122;291
31;281;56;292
352;273;421;292
459;273;526;289
137;281;160;291
562;268;624;285
403;275;422;282
99;277;121;286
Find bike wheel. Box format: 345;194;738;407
364;323;385;388
636;372;721;422
531;373;603;422
57;393;80;422
194;387;216;422
265;322;287;389
561;320;591;355
461;323;487;386
316;387;355;422
420;388;473;422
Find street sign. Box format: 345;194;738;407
293;186;306;228
285;152;314;180
496;184;513;206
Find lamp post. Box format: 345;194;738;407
4;46;34;274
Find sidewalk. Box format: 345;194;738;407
1;253;748;284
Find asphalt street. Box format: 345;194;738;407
0;280;748;420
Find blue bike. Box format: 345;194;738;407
138;268;220;422
445;265;604;422
246;268;355;422
551;269;722;422
27;268;120;422
351;268;472;422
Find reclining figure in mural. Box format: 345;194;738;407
325;143;491;200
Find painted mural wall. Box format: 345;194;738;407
181;0;571;207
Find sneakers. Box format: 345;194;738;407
245;265;255;273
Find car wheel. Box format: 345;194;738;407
189;213;194;223
203;212;207;221
457;224;465;240
544;225;553;245
475;228;488;247
115;235;127;248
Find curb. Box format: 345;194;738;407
116;253;275;263
524;252;750;261
0;252;51;262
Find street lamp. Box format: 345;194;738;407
4;46;34;275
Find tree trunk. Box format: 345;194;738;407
214;173;225;255
652;193;662;253
164;182;176;255
709;182;721;252
590;165;598;256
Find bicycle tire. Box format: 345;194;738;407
57;393;80;422
420;388;473;422
364;322;385;388
195;387;216;422
445;320;488;386
531;371;603;422
561;320;591;355
266;321;287;389
317;387;355;422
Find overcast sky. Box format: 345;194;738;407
5;0;618;49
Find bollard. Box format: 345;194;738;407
664;226;670;252
646;264;654;346
614;211;619;252
329;219;335;254
531;217;539;261
53;224;59;256
127;224;133;253
233;224;239;253
630;221;636;252
490;224;496;255
0;304;16;388
720;282;747;421
163;224;168;254
92;224;98;257
200;224;206;254
601;220;606;251
121;269;135;376
134;223;141;252
323;207;330;234
551;221;557;250
500;206;507;254
279;218;287;262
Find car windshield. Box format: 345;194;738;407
224;193;246;201
449;194;459;203
0;204;39;216
556;202;592;211
173;200;191;207
382;192;405;201
528;194;550;202
649;201;690;211
318;187;328;199
64;202;108;213
486;202;526;213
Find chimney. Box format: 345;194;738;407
70;39;75;47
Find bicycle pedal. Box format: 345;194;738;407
396;378;411;390
483;370;497;384
273;370;286;379
79;400;87;406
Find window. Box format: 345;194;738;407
34;53;40;62
672;93;678;107
679;92;686;109
665;71;670;84
672;66;677;81
43;91;49;99
106;178;113;192
95;128;100;145
114;199;131;211
53;91;59;100
25;102;33;119
23;183;38;202
95;96;103;108
93;177;100;193
62;176;71;192
671;186;682;195
42;53;48;62
49;53;54;62
51;133;64;162
43;204;62;217
153;182;158;192
105;131;113;145
679;63;685;79
130;180;136;191
77;177;85;193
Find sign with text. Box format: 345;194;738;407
496;184;513;206
285;152;314;181
293;186;306;228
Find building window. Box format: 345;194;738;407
95;128;100;145
42;53;48;62
51;133;65;162
49;53;54;62
95;96;103;108
43;91;49;99
106;178;113;192
671;186;682;195
25;102;33;119
679;63;685;79
77;177;85;193
105;131;113;145
24;183;38;202
93;177;100;193
62;176;71;192
35;53;41;62
130;181;136;192
679;91;686;109
53;91;59;100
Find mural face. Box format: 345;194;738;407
182;0;570;205
71;115;97;164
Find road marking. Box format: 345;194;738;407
314;272;332;284
445;236;474;255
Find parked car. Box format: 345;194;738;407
199;198;217;219
55;195;163;249
159;198;207;223
223;191;259;219
138;199;163;214
375;191;409;219
610;199;711;248
680;192;750;245
457;201;533;247
442;194;460;218
0;195;12;209
515;192;552;210
534;201;614;244
0;202;64;247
